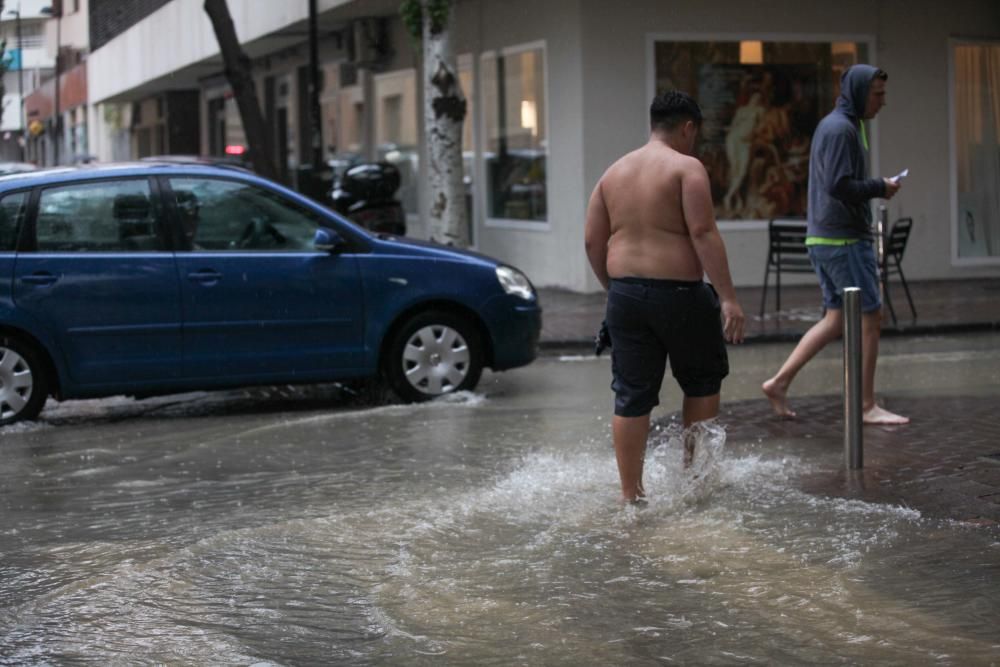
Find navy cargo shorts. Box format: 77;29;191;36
606;277;730;417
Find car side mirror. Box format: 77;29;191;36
314;227;345;253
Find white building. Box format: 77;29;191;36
80;0;1000;291
0;0;55;161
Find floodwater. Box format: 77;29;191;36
2;334;999;665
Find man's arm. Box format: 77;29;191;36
680;160;745;343
822;131;900;202
584;180;612;291
832;176;892;202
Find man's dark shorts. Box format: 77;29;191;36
808;240;882;313
606;277;730;418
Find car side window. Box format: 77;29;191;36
0;192;28;251
35;180;163;252
168;178;320;252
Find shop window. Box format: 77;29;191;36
654;39;867;222
374;69;418;215
458;53;475;241
953;42;1000;261
482;43;548;224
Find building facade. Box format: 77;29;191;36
0;0;56;161
73;0;1000;290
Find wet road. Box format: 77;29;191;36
2;334;999;664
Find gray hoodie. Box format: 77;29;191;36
806;64;886;240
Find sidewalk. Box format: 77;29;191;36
538;278;1000;349
537;278;1000;527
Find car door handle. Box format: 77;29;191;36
21;272;58;286
187;270;223;284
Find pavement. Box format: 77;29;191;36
536;278;1000;527
537;277;1000;349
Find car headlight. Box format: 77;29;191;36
496;265;535;300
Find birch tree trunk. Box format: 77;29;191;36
422;1;469;247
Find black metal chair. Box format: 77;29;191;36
760;218;812;317
881;216;917;326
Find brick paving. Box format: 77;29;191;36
712;395;1000;525
537;278;1000;526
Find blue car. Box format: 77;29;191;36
0;163;541;425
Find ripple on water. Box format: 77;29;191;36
4;417;999;664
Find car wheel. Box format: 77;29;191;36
385;311;483;402
0;336;49;426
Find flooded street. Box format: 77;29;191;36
2;334;1000;664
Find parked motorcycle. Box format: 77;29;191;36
329;162;406;236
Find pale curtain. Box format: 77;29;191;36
955;43;1000;257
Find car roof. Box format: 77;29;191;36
0;161;263;193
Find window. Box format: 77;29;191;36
953;41;1000;261
36;180;163;252
482;43;548;223
653;39;867;221
168;178;321;252
458;53;475;241
374;69;419;215
0;192;28;251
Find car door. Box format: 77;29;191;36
12;177;183;390
164;176;365;381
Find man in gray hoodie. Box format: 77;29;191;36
762;64;908;425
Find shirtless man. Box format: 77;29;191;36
761;65;908;425
584;90;745;504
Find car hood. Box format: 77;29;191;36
373;234;502;266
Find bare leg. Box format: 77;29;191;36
612;414;649;502
762;308;843;418
861;309;909;424
682;394;720;467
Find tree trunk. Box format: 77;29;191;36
203;0;277;181
422;1;469;247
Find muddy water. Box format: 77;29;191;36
1;335;999;664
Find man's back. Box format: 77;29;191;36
600;142;705;282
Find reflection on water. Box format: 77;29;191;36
1;389;999;665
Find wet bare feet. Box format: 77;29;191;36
762;378;796;418
683;436;694;468
863;404;909;425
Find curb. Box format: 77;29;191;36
538;320;1000;353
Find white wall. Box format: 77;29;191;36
578;0;1000;291
446;0;587;289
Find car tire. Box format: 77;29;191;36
384;311;483;402
0;335;49;426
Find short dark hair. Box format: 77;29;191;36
874;68;888;81
650;90;702;132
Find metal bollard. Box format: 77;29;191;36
844;287;863;469
876;205;887;267
876;206;888;301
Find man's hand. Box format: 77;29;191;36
883;177;902;200
721;298;745;344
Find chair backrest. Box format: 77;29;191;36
768;218;812;270
886;217;912;260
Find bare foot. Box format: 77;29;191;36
684;437;694;468
863;404;909;425
762;378;796;418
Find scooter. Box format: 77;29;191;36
329;162;406;236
